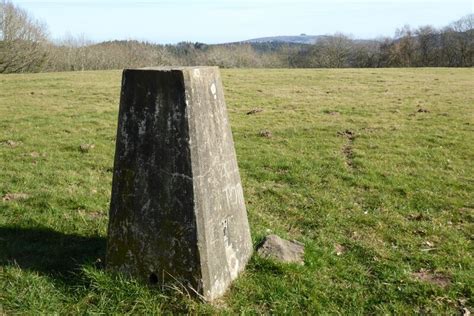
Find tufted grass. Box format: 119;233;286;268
0;68;473;314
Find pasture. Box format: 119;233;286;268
0;68;472;314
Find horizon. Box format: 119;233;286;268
10;0;474;44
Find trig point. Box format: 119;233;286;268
106;67;253;301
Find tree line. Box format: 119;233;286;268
0;1;472;73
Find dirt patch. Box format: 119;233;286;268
407;213;425;221
362;127;383;134
79;143;95;153
78;209;105;219
411;269;450;288
410;108;430;116
338;129;356;168
413;229;427;236
337;129;356;141
342;145;354;168
459;207;472;212
1;140;22;148
246;108;263;115
259;130;273;138
2;193;29;202
334;244;346;256
88;211;105;219
323;110;340;115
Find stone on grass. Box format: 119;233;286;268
257;234;304;264
106;67;253;301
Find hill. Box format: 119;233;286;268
242;34;327;44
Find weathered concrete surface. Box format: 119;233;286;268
257;235;305;264
106;67;253;301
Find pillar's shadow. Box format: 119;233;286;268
0;225;106;281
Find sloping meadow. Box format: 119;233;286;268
0;68;472;314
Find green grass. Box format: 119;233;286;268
0;68;473;314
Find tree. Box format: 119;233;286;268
440;26;461;66
415;25;439;66
349;41;381;68
449;14;474;66
314;34;352;68
392;25;417;67
0;1;49;73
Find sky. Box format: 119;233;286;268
12;0;474;44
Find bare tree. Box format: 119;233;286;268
349;41;382;68
2;5;472;72
392;25;417;67
440;26;461;66
310;34;353;68
450;14;473;66
0;1;49;73
415;25;439;66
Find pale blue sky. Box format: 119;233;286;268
13;0;474;44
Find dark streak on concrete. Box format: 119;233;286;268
107;69;201;291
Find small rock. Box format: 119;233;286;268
246;108;263;115
257;234;304;264
259;130;272;138
30;151;40;158
337;129;356;141
2;193;29;202
79;143;95;153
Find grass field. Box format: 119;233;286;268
0;68;473;314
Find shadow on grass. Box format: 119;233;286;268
0;225;105;283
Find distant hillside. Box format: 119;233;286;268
241;34;327;44
235;35;378;46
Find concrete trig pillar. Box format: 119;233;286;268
106;67;253;301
